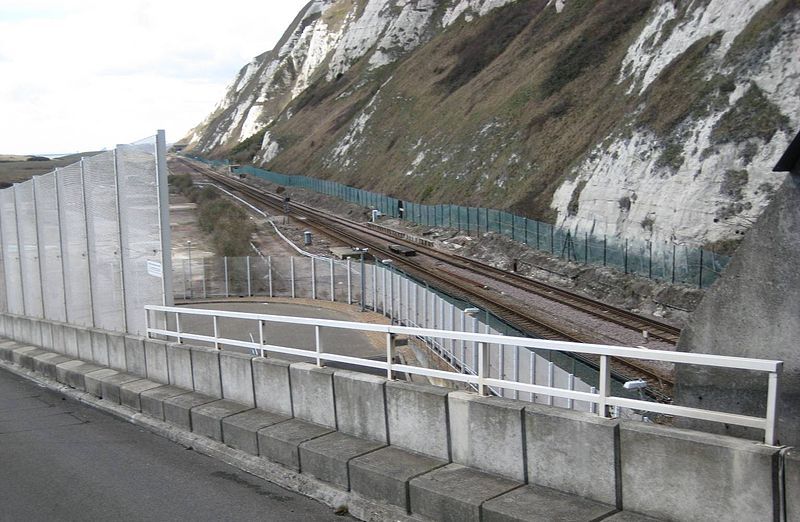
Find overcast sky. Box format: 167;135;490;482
0;0;309;154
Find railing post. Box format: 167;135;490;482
590;387;598;414
290;257;296;298
311;257;316;300
315;325;322;367
246;256;252;297
329;258;335;302
478;342;488;396
347;258;352;305
175;312;182;344
547;362;554;406
598;355;610;417
386;332;395;380
144;308;150;338
267;256;273;297
213;315;219;350
765;366;782;445
224;256;229;297
258;319;265;358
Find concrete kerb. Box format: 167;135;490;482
289;363;336;429
253;357;293;416
333;369;387;443
620;421;780;521
222;408;291;456
190;345;222;399
257;419;334;472
11;345;45;370
386;380;451;461
163;391;217;430
119;379;165;412
124;335;147;378
482;484;616;522
144;339;169;384
0;360;418;522
190;399;252;441
84;368;119;398
524;403;620;506
219;350;255;407
298;431;385;490
100;373;143;404
167;342;193;389
140;385;192;421
448;391;527;482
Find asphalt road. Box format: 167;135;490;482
0;367;345;521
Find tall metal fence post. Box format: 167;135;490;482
54;168;70;322
290;257;295;298
598;355;610;417
648;241;653;279
224;256;229;297
386;332;395;380
671;244;676;284
246;256;252;297
477;342;488;396
79;159;95;326
112;150;128;329
624;239;629;274
30;178;46;320
698;249;704;289
347;258;352;305
268;256;273;297
603;235;607;266
329;258;335;302
311;257;316;300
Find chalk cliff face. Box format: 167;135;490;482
186;0;799;252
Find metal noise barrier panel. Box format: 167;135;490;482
0;132;171;335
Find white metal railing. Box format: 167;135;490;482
145;304;783;445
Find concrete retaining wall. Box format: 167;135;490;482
0;313;792;522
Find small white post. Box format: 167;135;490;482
765;366;782;445
329;258;335;302
213;315;219;350
598;355;611;418
267;256;273;297
314;325;322;367
590;387;598;414
567;374;575;410
290;257;296;298
258;319;264;358
223;257;229;297
311;257;316;300
175;312;182;343
386;332;395;380
513;346;520;400
547;362;554;406
477;342;487;396
346;258;352;305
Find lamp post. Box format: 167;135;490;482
186;241;193;299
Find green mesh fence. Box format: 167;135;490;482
189;158;728;288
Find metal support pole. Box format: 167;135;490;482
347;258;352;305
246;256;252;297
268;256;273;297
54;168;69;322
528;349;535;401
477;342;487;396
547;362;554;406
372;263;377;312
386;333;395;380
78;159;95;326
698;248;704;289
212;315;219;350
224;256;229;297
314;325;322;367
311;257;316;300
765;366;782;445
290;257;295;298
175;312;182;344
598;355;610;417
258;320;264;357
155;130;174;306
567;374;575;410
31;178;46;319
329;258;335;302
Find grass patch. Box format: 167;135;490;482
710;82;791;146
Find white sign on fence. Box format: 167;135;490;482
147;260;163;278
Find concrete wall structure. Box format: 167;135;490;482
0;313;794;522
674;169;800;446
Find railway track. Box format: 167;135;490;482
175;157;677;400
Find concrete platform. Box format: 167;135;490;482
56;360;106;391
84;369;119;398
190;400;252;441
298;431;385;490
119;379;165;411
349;446;447;512
257;419;334;471
32;353;72;380
100;373;143;404
481;484;616;522
409;463;522;522
221;409;291;455
163;391;217;430
140;385;192;420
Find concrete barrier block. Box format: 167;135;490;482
190;346;222;398
222;409;290;455
63;326;79;358
106;333;126;372
101;373;143;404
144;339;169;384
298;431;385;489
56;360;105;391
120;379;164;411
124;336;147;378
448;391;526;482
32;352;72;380
90;330;110;366
75;327;93;361
409;463;522;522
0;315;7;338
39;321;53;350
84;369;119;397
333;370;387;443
140;385;191;420
13;346;47;370
289;363;336;428
257;419;333;471
0;340;18;362
220;351;255;406
350;446;446;512
482;484;616;522
252;357;293;416
620;421;779;521
524;404;619;506
167;343;193;389
190;399;252;442
785;448;798;522
163;391;217;430
386;381;450;461
12;317;23;343
51;323;66;355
